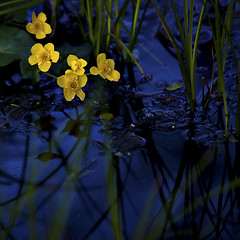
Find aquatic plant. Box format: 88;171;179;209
0;0;44;16
28;43;59;72
1;2;240;239
26;11;52;39
90;53;120;82
152;0;207;111
57;71;88;101
24;10;121;101
67;54;87;75
203;0;237;137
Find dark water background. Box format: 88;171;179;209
0;0;240;239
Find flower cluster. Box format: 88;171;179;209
27;12;59;72
57;55;88;101
26;11;120;102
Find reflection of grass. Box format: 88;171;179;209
131;140;239;240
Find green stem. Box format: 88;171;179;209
42;72;58;79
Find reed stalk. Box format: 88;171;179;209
206;0;236;137
152;0;207;111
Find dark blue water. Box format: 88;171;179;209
0;1;240;239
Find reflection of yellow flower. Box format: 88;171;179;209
26;12;52;39
90;53;120;81
28;43;60;72
57;70;87;101
67;55;87;75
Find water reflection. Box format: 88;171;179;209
0;101;240;239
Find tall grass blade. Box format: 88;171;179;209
128;0;150;61
206;0;237;137
0;0;44;15
110;33;147;78
152;0;194;109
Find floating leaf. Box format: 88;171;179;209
100;113;113;121
36;152;62;163
163;82;182;91
115;152;123;156
113;133;146;154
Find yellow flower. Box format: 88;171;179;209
28;43;60;72
26;12;52;39
90;53;120;81
67;55;87;75
57;70;87;101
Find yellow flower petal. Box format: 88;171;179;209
51;51;60;63
32;12;37;22
57;75;68;88
65;69;74;75
38;61;51;72
99;72;106;79
64;88;75;101
107;59;115;69
79;59;87;67
90;66;100;75
67;55;78;66
97;53;106;68
26;23;35;34
77;89;85;101
31;43;45;55
37;12;47;22
105;74;113;81
75;68;85;75
78;75;87;88
36;31;46;39
28;55;38;65
110;70;120;82
44;43;54;53
43;23;52;34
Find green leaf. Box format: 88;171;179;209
61;119;89;137
163;82;182;91
12;8;27;22
20;59;40;82
0;0;44;16
0;25;34;66
100;113;113;121
36;152;62;163
58;42;92;60
0;52;17;66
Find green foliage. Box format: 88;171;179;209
35;152;62;162
0;25;34;66
206;0;236;137
100;112;113;121
61;119;89;138
0;0;45;16
163;82;182;91
58;42;92;60
152;0;207;111
20;60;40;82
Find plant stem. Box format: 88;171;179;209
41;72;58;79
